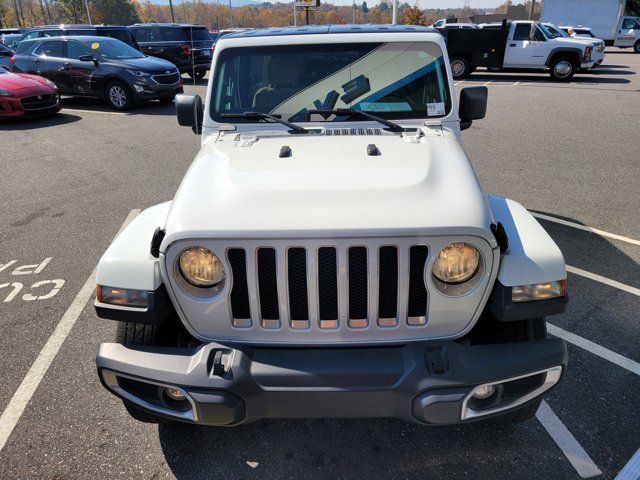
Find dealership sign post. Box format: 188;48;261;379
295;0;320;25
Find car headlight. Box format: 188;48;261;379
432;242;480;284
178;247;225;288
0;88;14;97
126;69;150;77
44;78;57;89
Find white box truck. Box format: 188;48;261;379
541;0;640;51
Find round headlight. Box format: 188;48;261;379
432;242;480;284
178;247;225;288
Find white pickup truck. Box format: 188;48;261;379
94;26;568;428
444;20;595;80
543;23;606;66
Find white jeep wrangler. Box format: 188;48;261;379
95;26;568;426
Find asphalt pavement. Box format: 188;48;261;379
0;49;638;479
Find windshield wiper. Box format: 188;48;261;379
220;112;309;134
308;108;407;133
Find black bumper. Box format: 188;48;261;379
97;337;567;426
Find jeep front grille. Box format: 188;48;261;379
227;244;428;330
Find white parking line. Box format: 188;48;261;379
566;265;640;297
547;323;640;377
536;400;602;478
455;81;464;86
62;108;127;116
615;447;640;480
483;80;492;86
0;209;140;454
531;212;640;246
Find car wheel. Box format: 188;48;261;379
187;69;206;80
106;81;133;111
549;56;575;81
450;56;471;79
634;40;640;54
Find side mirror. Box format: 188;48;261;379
176;94;203;134
459;86;487;131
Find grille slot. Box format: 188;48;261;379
324;128;381;136
257;248;280;327
228;249;251;327
287;248;309;327
378;246;398;326
348;247;368;327
152;72;181;85
20;94;58;110
318;247;339;327
407;246;429;325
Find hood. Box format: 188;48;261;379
114;56;178;72
161;129;496;247
0;72;56;94
552;37;591;49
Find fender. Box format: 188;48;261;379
544;47;584;67
96;202;171;291
488;195;566;287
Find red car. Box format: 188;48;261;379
0;67;60;118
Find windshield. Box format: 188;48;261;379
184;27;212;41
92;39;144;60
211;42;451;124
538;24;561;39
544;25;568;38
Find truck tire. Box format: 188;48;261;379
115;322;177;424
492;398;542;424
450;56;472;80
187;69;206;80
549;55;576;81
634;40;640;54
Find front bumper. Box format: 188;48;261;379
131;82;183;101
97;337;567;426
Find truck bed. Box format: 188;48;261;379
439;22;509;72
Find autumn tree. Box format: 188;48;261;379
93;0;140;24
402;4;425;25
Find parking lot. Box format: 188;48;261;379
0;48;639;479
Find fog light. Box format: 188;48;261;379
133;84;144;93
164;387;186;401
472;384;495;400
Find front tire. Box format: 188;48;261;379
450;56;472;80
634;40;640;54
105;81;133;111
549;56;576;81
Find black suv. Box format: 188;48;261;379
129;23;213;79
12;36;183;110
17;25;138;49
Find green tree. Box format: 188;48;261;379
361;1;368;13
57;0;85;23
626;0;640;16
93;0;140;24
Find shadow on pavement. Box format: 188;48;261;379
0;112;81;130
467;72;631;85
158;417;560;479
60;97;176;116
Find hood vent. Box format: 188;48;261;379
324;127;382;136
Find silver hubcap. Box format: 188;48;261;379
554;61;572;78
109;85;127;107
451;60;465;76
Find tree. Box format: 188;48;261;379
378;1;388;12
93;0;140;24
57;0;86;23
361;1;368;13
626;0;640;16
402;4;425;25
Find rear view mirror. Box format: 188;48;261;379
176;94;203;134
458;86;487;131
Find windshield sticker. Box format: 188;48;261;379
91;42;100;50
427;102;445;116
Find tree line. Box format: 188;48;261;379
1;0;491;30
